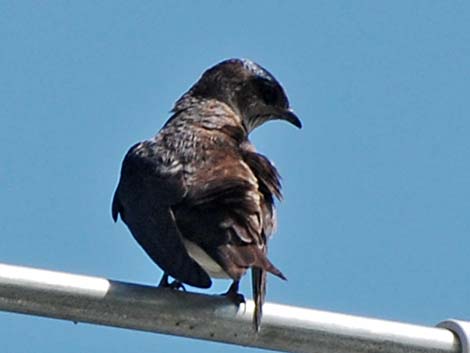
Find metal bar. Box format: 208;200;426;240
0;263;461;353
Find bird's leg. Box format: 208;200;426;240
158;273;170;287
158;273;186;291
222;280;245;305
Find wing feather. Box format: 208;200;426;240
173;149;285;281
112;142;212;288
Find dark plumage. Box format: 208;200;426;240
112;58;301;331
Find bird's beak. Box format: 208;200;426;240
276;108;302;129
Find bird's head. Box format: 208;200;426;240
175;59;302;133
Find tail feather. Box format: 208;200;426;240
252;267;266;332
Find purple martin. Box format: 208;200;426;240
112;58;301;331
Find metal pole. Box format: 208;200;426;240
0;263;462;353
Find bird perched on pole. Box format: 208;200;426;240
112;58;301;331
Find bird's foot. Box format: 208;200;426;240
225;292;245;305
168;280;186;291
158;273;186;291
221;281;245;305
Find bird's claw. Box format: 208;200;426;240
221;281;245;305
168;280;186;291
223;291;245;305
158;274;186;291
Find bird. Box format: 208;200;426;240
112;58;301;331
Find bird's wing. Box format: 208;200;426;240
241;149;284;331
173;148;285;281
112;142;212;288
241;149;282;236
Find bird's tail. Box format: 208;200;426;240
252;267;266;332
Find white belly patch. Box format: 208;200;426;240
182;239;230;279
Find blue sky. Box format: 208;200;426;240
1;1;469;352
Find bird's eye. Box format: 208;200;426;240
254;78;286;107
260;86;279;105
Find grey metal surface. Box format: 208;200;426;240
438;320;470;353
0;263;462;353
